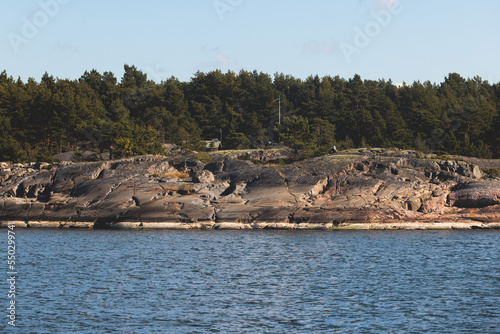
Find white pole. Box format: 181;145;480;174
278;95;281;144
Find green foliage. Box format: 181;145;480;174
225;132;251;149
338;136;355;151
0;136;27;163
197;152;212;164
34;146;54;163
113;138;133;158
0;67;498;163
483;168;500;176
280;116;315;157
279;116;336;158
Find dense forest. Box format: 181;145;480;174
0;65;499;162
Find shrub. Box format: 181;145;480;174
197;152;212;164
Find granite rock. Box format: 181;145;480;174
1;151;499;229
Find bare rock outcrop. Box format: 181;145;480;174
448;181;500;208
192;170;215;183
1;150;499;229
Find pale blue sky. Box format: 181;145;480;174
1;0;499;84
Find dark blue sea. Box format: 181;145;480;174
2;229;499;333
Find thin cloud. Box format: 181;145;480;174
54;42;79;53
196;54;231;70
145;65;169;82
216;54;229;66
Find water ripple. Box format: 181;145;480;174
2;229;498;333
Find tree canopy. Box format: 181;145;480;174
0;66;498;162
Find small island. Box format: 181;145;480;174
1;68;499;229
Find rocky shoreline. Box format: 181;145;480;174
3;220;500;230
1;149;499;230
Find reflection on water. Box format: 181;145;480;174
4;229;499;333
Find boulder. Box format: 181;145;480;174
192;170;215;183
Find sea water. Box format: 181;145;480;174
2;229;499;333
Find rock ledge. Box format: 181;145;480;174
1;149;499;230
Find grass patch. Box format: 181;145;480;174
150;171;190;179
165;171;190;179
483;168;500;176
197;152;212;164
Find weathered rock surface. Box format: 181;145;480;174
448;181;500;208
1;150;499;229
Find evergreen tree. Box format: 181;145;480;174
0;67;497;161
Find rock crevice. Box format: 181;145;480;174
1;151;499;229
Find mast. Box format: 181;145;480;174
278;95;281;125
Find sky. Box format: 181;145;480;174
1;0;500;85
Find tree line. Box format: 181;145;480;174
0;65;499;162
